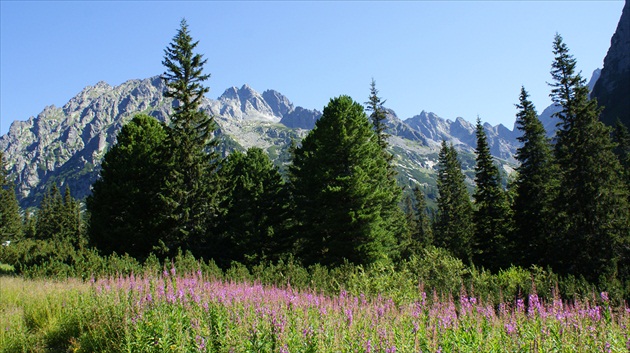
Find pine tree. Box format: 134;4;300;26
0;151;22;242
411;185;433;248
35;185;64;241
87;114;168;259
160;18;221;255
512;87;558;268
434;141;474;263
549;34;630;281
291;95;406;266
35;185;82;245
472;119;513;271
612;119;630;191
365;79;390;151
217;147;291;266
364;80;409;257
62;186;84;248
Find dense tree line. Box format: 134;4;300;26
1;24;629;292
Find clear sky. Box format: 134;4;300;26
0;1;625;136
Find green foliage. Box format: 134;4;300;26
512;87;558;268
0;151;22;242
217;147;292;266
87;114;168;260
434;141;474;263
290;95;406;266
550;34;630;282
612;119;630;189
159;18;222;257
472;118;513;271
364;78;390;152
402;184;433;257
35;185;84;248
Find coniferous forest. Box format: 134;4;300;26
1;19;630;352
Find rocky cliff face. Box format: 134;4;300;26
0;77;171;207
592;0;630;128
1;76;520;208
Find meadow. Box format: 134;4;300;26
1;265;628;353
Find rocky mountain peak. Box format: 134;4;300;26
262;89;294;118
591;0;630;127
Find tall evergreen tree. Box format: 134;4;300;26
0;151;22;242
160;18;221;255
87;114;168;259
612;119;630;191
434;141;474;263
411;185;433;249
365;79;390;152
291;95;406;266
512;87;558;268
35;185;82;246
549;34;630;281
217;148;291;266
401;184;433;258
472;119;512;271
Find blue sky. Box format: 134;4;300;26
0;1;625;136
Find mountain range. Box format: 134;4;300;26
0;75;524;208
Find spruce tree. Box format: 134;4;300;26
512;87;558;268
612;120;630;191
160;18;221;255
549;34;630;281
218;147;291;266
472;119;512;271
434;141;474;263
87;114;168;259
0;151;22;242
291;95;406;266
365;79;390;151
411;185;433;249
35;185;82;245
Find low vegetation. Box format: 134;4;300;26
1;260;628;352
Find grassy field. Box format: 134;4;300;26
1;271;628;353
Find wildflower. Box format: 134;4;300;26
516;298;525;314
345;308;353;326
504;322;516;335
600;292;609;304
195;335;206;351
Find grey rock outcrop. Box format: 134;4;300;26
591;0;630;128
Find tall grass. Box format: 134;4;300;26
2;270;628;353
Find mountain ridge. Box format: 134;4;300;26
1;76;525;208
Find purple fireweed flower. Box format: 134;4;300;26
504;321;516;335
345;308;353;326
195;335;206;351
528;294;541;318
365;339;372;353
600;292;609;303
516;298;525;314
